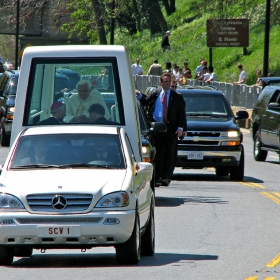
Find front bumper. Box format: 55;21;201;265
176;146;242;168
0;210;135;248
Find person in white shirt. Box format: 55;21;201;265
64;80;110;123
233;63;247;84
205;66;217;83
131;58;144;75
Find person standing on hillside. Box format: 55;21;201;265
233;63;247;84
131;58;144;76
147;59;163;76
161;31;171;52
205;66;217;83
135;72;186;186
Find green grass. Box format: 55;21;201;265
113;0;279;85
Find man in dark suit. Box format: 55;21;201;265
136;72;187;186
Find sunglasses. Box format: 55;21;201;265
171;85;177;88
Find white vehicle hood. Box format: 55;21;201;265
0;169;127;196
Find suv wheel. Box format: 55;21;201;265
0;246;13;265
141;197;155;256
253;132;267;161
215;167;229;177
115;210;141;264
229;146;244;181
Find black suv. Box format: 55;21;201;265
251;85;280;161
0;70;20;146
176;87;248;180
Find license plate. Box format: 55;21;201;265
187;151;203;160
37;226;81;237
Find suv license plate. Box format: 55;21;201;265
37;226;81;237
187;152;203;160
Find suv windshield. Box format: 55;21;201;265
183;95;231;117
10;134;125;169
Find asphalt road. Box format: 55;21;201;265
0;129;280;280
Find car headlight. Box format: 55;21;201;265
221;131;239;137
142;145;151;162
6;107;15;120
95;191;129;208
0;193;24;209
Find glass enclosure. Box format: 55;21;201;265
24;58;125;126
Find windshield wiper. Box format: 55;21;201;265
58;163;113;169
12;164;61;169
187;113;220;118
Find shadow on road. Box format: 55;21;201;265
11;252;218;267
155;196;228;207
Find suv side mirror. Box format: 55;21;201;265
150;122;167;133
235;110;249;120
268;102;280;110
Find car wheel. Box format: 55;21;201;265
0;246;13;266
115;210;141;264
141;197;155;256
230;146;244;181
215;167;229;177
1;123;10;147
13;247;33;257
253;132;267;161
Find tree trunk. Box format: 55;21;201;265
91;0;107;44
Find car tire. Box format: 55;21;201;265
0;122;10;147
13;247;33;257
215;167;229;177
0;246;13;266
115;210;141;264
141;197;155;256
253;132;267;161
230;146;244;181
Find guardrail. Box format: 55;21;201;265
133;75;262;109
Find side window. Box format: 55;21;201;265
269;90;280;103
125;133;136;165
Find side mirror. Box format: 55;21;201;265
150;122;167;133
268;102;280;110
235;110;249;120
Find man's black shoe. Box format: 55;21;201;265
156;177;162;186
161;178;171;186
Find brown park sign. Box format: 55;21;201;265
207;19;249;48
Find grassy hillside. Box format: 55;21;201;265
114;0;279;85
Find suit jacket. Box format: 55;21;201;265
37;116;60;125
139;88;187;132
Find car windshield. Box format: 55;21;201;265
183;95;231;117
7;76;18;95
10;134;125;169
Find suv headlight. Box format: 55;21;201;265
6;107;15;120
142;145;151;162
95;191;129;208
0;193;24;209
221;131;239;137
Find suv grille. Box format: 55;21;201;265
26;194;93;212
179;131;222;146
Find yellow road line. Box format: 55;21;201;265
244;276;258;280
260;192;280;205
273;192;280;198
240;181;265;189
266;253;280;267
264;277;276;280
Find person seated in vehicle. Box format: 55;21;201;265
64;80;110;123
38;101;66;124
19;140;50;165
87;103;116;124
